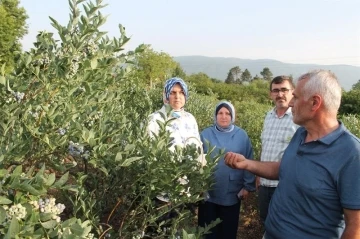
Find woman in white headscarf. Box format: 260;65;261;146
198;101;255;239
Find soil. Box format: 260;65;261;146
237;192;264;239
100;191;264;239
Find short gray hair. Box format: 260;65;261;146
297;70;342;112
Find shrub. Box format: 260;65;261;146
0;0;218;238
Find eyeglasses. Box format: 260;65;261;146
270;88;292;94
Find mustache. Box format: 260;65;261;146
276;97;286;101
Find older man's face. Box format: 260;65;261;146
289;78;313;125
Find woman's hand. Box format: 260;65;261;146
237;188;249;200
256;176;260;191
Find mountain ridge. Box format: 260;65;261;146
174;56;360;91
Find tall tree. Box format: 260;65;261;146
225;66;242;84
352;79;360;91
241;69;252;83
252;74;261;81
340;89;360;114
0;0;28;71
132;45;178;88
260;67;273;81
172;63;187;79
187;72;214;94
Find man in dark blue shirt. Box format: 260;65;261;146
224;69;360;239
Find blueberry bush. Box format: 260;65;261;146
0;0;220;238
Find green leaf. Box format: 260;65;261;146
0;197;12;204
0;207;6;223
182;229;196;239
52;172;69;188
6;78;11;91
41;219;58;229
12;166;22;176
90;58;98;69
124;144;135;151
62;185;78;193
40;213;53;222
25;166;35;178
34;66;40;76
35;165;45;178
115;152;122;161
71;222;85;236
120;156;143;167
49;16;61;31
0;169;8;177
22;203;33;219
61;217;77;228
5;217;20;239
0;76;5;85
99;166;108;176
1;63;5;75
46;173;56;186
25;55;32;67
19;183;41;195
43;135;50;145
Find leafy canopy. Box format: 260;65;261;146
0;0;28;72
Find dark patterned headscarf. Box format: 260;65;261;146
214;101;235;132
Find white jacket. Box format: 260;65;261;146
147;105;201;150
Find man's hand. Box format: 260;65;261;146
224;152;248;169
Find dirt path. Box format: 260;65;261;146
237;192;264;239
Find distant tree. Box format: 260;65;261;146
187;72;214;94
253;74;262;81
352;79;360;91
172;63;187;79
225;66;242;84
260;67;273;81
211;78;222;83
132;45;178;88
0;0;28;72
241;69;252;83
340;89;360;114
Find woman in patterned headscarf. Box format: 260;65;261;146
146;77;202;235
198;100;256;239
147;77;201;149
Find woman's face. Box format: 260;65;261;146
169;83;185;110
216;107;232;128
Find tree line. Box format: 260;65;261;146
1;0;360;115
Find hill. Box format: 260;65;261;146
174;56;360;91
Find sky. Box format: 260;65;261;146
19;0;360;67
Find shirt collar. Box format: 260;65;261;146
270;107;292;118
300;121;345;145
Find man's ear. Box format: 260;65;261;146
311;95;322;110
